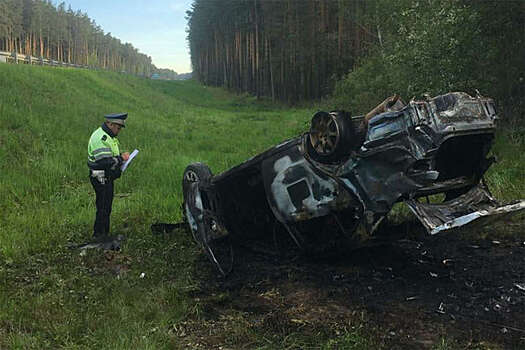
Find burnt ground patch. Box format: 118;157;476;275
183;220;525;349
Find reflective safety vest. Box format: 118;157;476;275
87;126;120;169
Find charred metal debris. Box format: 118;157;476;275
180;92;525;275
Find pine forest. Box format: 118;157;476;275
0;0;156;76
187;0;525;119
187;0;374;102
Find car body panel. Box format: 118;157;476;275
407;186;525;234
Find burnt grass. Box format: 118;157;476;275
183;219;525;349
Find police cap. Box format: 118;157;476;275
105;113;128;127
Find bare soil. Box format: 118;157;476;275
186;220;525;349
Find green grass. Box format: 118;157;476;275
0;64;316;349
486;126;525;201
0;63;523;349
0;64;306;260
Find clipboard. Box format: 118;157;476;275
121;149;138;172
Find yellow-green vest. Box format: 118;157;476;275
87;127;120;167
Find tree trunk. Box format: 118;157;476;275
338;0;343;56
268;37;275;101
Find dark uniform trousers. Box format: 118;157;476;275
90;176;114;237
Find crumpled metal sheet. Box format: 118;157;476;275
406;186;525;234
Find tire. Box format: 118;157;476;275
182;162;212;204
182;163;212;244
181;163;233;276
307;110;356;163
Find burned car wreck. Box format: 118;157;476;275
182;92;525;275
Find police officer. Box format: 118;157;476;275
87;113;130;238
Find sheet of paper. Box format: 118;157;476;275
121;149;138;172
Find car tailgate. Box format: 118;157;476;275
406;185;525;234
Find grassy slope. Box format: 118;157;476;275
0;64;321;349
0;64;307;259
0;65;340;349
0;64;523;349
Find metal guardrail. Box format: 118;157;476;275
0;50;88;69
0;50;168;79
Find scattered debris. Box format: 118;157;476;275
69;235;125;251
437;302;445;314
185;233;525;349
140;272;146;279
332;274;345;281
291;318;308;325
515;283;525;292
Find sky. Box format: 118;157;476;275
64;0;193;73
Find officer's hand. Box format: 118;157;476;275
122;152;130;161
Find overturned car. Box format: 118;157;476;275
182;92;525;275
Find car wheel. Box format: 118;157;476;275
182;163;212;244
308;111;356;163
182;163;212;204
182;163;233;276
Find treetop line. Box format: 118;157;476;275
0;0;177;78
